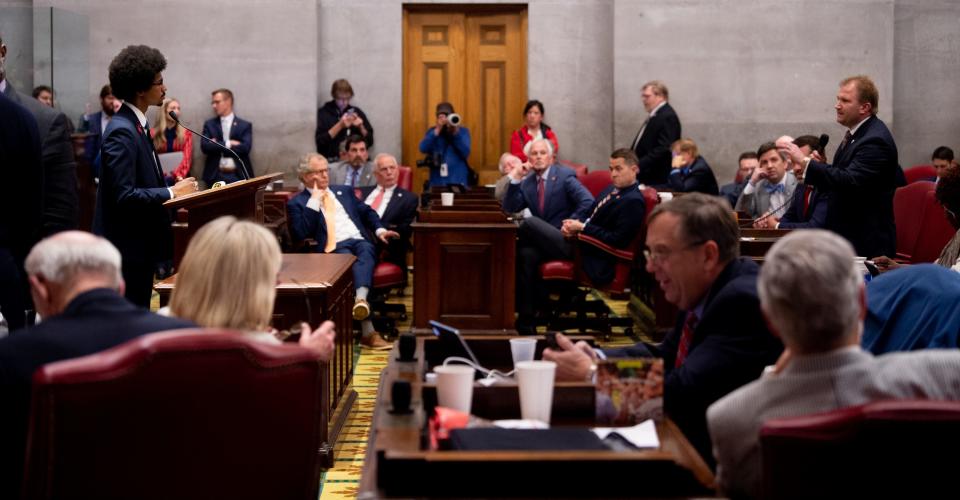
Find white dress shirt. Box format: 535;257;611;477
305;188;387;244
220;113;236;168
364;184;396;218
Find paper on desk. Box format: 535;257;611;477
493;419;549;429
592;420;660;449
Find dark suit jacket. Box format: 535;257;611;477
358;185;418;266
779;183;830;229
603;258;783;467
804;115;898;257
502;164;594;228
287;186;385;250
577;182;647;286
666;156;720;195
200;115;253;185
0;288;194;499
93;104;173;266
719;179;748;208
3;82;78;236
632;102;681;186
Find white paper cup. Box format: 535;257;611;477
658;192;674;202
509;338;537;366
441;192;455;206
515;360;556;424
434;365;475;414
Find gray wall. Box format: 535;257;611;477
4;0;959;183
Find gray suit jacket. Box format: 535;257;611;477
707;347;960;499
3;82;78;235
734;172;797;219
329;160;375;187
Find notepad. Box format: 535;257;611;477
592;420;660;449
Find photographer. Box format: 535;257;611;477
315;79;374;162
418;102;471;187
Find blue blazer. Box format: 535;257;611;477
804;115;898;257
666;156;720;195
779;184;830;229
93;104;173;265
201;115;253;185
502;164;594;228
0;288;194;500
603;258;783;466
578;183;647;286
287;187;385;250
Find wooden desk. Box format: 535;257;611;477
413;208;517;333
359;337;716;498
740;228;792;260
155;253;357;468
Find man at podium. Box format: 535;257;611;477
288;153;398;349
94;45;197;308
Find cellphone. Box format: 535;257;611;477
863;260;880;277
544;331;560;350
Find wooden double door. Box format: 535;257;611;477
403;6;528;191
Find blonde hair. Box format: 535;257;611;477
169;216;281;331
152;98;187;152
671;138;700;159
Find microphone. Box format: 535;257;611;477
818;133;829;158
168;111;250;180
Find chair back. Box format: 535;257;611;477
893;181;936;261
904;164;937;184
587;186;659;293
914;189;955;263
398;166;413;191
23;329;326;500
760;399;960;499
577;170;612;198
559;159;589;177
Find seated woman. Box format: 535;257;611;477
666;138;719;195
167;216;335;360
510;99;559;163
151;98;193;184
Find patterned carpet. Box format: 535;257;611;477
316;283;646;499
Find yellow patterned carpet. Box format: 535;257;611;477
316;286;646;499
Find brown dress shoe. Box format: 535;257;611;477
352;298;371;320
361;334;393;350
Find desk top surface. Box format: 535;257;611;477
155;253;355;291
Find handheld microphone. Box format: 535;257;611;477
168;111;250;180
818;133;829;158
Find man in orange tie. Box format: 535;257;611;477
543;194;782;466
288;153;399;349
359;153;418;273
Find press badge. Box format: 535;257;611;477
440;163;449;177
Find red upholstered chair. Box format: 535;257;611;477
893;181;935;261
539;187;659;338
904;164;937;184
22;329;327;500
397;166;413;191
559;159;589;177
370;259;407;337
760;399;960;499
576;170;612;197
913;188;956;263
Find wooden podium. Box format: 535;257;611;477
163;173;282;267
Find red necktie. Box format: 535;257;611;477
537;175;545;214
675;311;698;368
370;187;385;211
803;185;814;217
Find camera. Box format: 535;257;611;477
416;153;441;169
447;113;462;127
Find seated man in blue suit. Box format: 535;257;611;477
544;193;783;466
201;88;253;185
94;44;198;308
559;148;648;286
501;138;594;333
0;231;194;499
288;153;399;349
760;135;831;229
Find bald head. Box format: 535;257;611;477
373;153;399;188
25;231;124;317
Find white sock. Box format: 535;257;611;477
356;287;369;301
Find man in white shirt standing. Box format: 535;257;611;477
201;88;253;186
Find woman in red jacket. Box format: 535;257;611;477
510;99;559;162
151;98;193;183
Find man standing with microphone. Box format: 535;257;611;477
94;45;198;308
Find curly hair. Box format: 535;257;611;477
108;45;166;102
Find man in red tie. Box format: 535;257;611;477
359;153;418;274
544;193;783;467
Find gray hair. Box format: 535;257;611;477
374;153;397;168
758;230;861;353
498;152;519;174
525;137;554;158
297;153;326;176
648;193;740;264
24;231;122;287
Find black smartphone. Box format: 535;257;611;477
864;260;880;277
544;331;560;350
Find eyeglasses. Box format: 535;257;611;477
643;240;707;264
152;79;164;86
